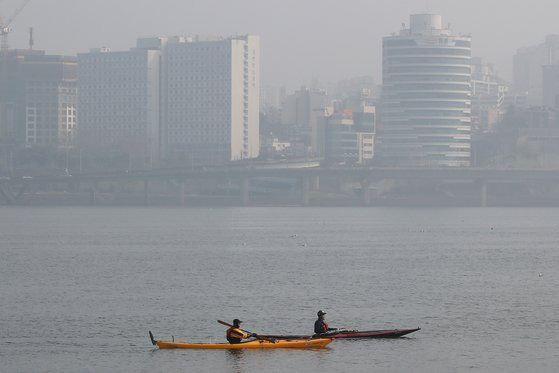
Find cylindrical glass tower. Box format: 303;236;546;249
379;14;472;167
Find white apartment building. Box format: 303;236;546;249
77;44;161;167
78;35;260;167
380;14;472;167
163;35;260;165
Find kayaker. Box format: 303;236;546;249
226;319;253;344
314;310;336;335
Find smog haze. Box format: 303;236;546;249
4;0;559;88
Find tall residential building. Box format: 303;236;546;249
380;14;472;167
0;49;77;148
513;34;559;106
163;35;260;165
77;41;162;167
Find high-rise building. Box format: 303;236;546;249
163;35;260;165
0;50;77;148
78;35;260;167
78;41;162;167
380;14;472;167
513;35;559;106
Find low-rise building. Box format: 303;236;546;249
320;106;376;165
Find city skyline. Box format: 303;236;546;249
3;0;559;89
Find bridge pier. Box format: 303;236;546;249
240;177;250;206
301;176;310;206
178;179;186;206
0;182;14;205
310;175;320;191
143;179;149;206
361;179;372;206
481;181;488;207
89;185;96;205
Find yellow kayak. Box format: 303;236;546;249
151;335;332;349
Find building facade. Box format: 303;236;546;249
471;58;508;132
320;105;375;165
78;43;161;168
78;35;260;168
380;14;472;167
542;65;559;109
281;86;331;156
0;49;77;148
162;35;260;165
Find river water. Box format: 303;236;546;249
1;207;558;372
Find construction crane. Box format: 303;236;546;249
0;0;32;52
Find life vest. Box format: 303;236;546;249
227;327;248;340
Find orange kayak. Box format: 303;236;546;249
152;336;332;349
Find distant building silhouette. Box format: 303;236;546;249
542;65;559;109
281;86;331;156
513;34;559;106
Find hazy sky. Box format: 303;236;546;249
3;0;559;90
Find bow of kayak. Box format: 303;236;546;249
329;328;420;338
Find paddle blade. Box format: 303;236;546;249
149;331;157;345
217;319;233;327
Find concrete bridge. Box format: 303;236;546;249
2;166;559;206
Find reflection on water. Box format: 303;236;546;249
226;349;245;373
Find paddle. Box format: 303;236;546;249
217;320;276;343
149;331;157;346
331;328;356;333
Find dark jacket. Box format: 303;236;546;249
314;319;329;334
